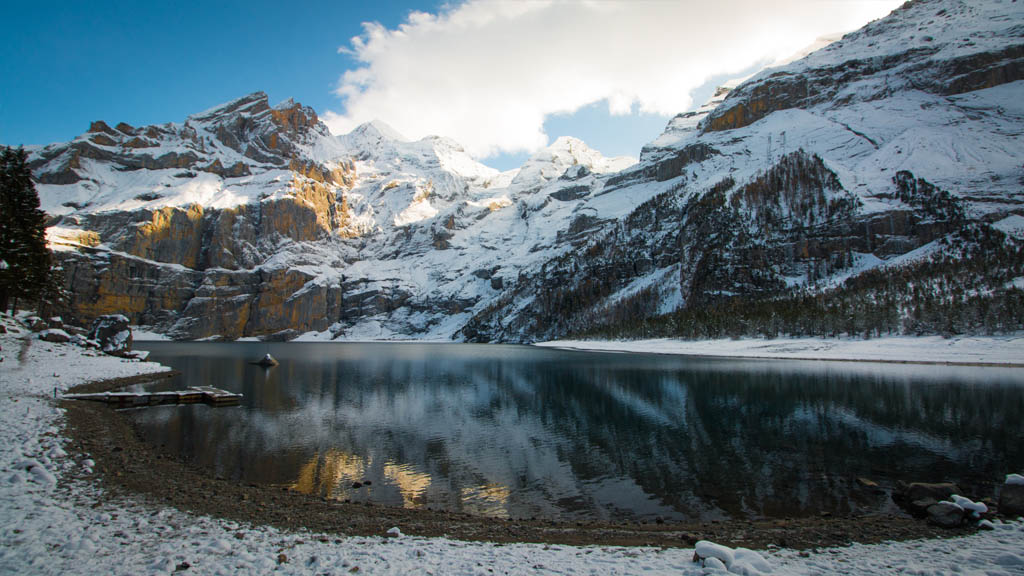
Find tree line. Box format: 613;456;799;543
0;146;63;316
578;223;1024;341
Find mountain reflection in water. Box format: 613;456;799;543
131;342;1024;522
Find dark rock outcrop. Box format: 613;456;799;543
88;314;133;356
893;482;962;516
645;143;719;182
926;502;965;528
999;482;1024;517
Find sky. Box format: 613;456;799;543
0;0;902;170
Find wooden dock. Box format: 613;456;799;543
64;386;242;407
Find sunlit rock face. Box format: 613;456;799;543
33;0;1024;341
37;92;360;339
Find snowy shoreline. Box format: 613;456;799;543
536;334;1024;367
137;332;1024;367
5;317;1024;574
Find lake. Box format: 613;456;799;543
130;342;1024;523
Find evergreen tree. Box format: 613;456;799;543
0;146;51;313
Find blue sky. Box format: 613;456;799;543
0;1;435;151
1;0;900;171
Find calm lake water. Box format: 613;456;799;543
130;342;1024;522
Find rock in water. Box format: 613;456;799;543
254;353;278;367
88;314;133;356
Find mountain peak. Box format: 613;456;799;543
273;97;296;111
548;136;588;152
510;136;636;188
350;120;407;142
189;92;270;122
541;136;636;173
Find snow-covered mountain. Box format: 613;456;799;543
30;87;642;339
27;0;1024;341
464;0;1024;342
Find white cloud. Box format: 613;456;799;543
325;0;902;158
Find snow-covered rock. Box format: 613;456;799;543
951;494;988;517
38;329;71;343
694;540;773;575
695;540;736;566
87;314;132;356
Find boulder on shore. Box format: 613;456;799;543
88;314;133;356
894;482;961;516
999;475;1024;517
926;502;965;528
38;329;71;343
25;316;48;332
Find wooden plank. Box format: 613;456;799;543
176;391;203;403
64;387;242;407
189;386;243;405
189;386;238;396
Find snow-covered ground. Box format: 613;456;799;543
538;334;1024;366
3;315;1024;574
130;327;172;341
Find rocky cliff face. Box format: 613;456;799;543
28;0;1024;342
37;92;362;339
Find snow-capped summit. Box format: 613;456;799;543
511;136;636;190
361;119;407;142
339;120;406;152
336;121;500;183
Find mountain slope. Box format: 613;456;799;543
462;0;1024;342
